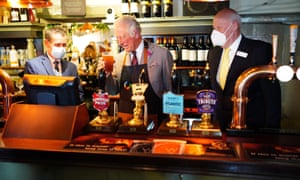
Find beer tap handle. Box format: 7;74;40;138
289;24;298;65
272;34;278;65
139;68;145;84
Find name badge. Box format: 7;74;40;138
236;51;248;58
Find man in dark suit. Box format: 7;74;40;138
208;8;281;131
24;26;84;101
103;15;173;125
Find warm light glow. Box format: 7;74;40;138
295;67;300;80
276;65;295;82
188;0;228;2
0;0;52;8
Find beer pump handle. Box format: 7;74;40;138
272;34;278;65
289;24;298;65
290;24;298;54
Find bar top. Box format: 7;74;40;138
1;130;300;179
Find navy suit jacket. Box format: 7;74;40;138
208;36;281;131
24;54;84;101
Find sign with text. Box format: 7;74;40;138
196;89;217;113
163;91;184;115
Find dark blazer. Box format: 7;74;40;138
208;35;281;131
24;54;84;101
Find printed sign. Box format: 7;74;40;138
196;89;217;113
92;91;109;111
163;91;184;115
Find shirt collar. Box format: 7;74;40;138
228;34;242;53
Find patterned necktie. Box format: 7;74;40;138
131;51;138;66
219;48;230;89
54;60;60;72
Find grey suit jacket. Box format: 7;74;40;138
24;54;84;101
106;41;173;98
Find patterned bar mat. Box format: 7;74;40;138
65;135;236;158
243;143;300;161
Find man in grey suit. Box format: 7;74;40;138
103;15;173;125
208;8;281;131
24;26;84;101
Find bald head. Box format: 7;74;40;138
212;8;241;48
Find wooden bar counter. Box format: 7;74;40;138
1;126;300;180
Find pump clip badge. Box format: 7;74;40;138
196;89;217;113
92;91;109;111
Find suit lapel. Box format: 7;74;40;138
40;55;55;75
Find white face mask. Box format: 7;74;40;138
51;46;66;59
210;23;233;47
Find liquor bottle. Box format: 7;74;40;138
171;63;181;94
10;8;20;22
189;36;197;66
180;36;189;66
9;45;18;67
28;8;36;22
197;35;206;66
163;36;168;48
168;36;179;65
98;68;106;91
155;37;164;47
204;35;212;61
201;62;212;90
140;0;151;18
151;0;162;17
19;8;29;22
121;0;130;16
130;0;140;18
162;0;173;17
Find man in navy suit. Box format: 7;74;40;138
24;26;84;101
208;8;281;131
103;15;173;125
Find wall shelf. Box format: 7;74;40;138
0;22;45;38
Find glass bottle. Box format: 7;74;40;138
140;0;151;18
168;36;179;65
171;63;181;94
180;36;189;66
19;8;29;22
151;0;162;17
197;35;206;66
121;0;130;16
10;7;20;22
130;0;140;18
9;45;18;67
162;0;173;17
189;36;197;66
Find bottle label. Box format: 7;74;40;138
189;50;197;61
169;50;178;61
197;49;206;61
130;2;139;13
181;49;189;61
122;3;130;14
196;89;217;113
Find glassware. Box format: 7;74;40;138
15;78;24;93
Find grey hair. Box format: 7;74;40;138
114;15;141;37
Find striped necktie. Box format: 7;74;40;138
219;48;230;89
